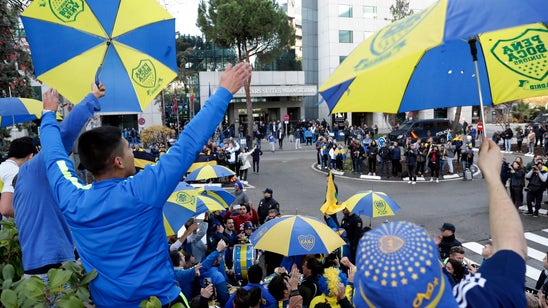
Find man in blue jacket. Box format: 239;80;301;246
40;62;251;308
13;83;104;281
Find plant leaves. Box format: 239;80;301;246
0;289;18;308
2;264;14;280
48;269;72;289
79;270;97;286
16;276;45;300
57;295;85;308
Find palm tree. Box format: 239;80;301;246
511;101;531;122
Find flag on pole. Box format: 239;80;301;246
208;83;211;98
320;171;344;215
173;89;178;114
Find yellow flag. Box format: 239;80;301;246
320;171;344;215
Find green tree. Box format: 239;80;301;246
197;0;295;137
389;0;413;22
0;0;34;98
511;100;531;122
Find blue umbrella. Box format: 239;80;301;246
184;165;236;182
197;185;235;208
21;0;177;113
163;182;225;236
249;215;346;256
319;0;548;122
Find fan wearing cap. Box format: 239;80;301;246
257;188;280;225
436;222;462;260
353;138;527;307
231;181;250;208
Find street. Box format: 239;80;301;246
240;141;547;288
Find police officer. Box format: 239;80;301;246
257;188;280;225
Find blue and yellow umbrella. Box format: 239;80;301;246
340;191;400;218
21;0;177;113
163;182;225;236
0;97;63;127
0;97;42;127
184;165;236;182
319;0;548;117
249;215;346;256
197;185;235;209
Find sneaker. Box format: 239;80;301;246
408;181;412;184
524;211;534;215
430;178;434;182
411;181;416;185
373;172;376;176
533;214;539;217
436;179;439;183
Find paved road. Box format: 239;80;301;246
240;141;547;288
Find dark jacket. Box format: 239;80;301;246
257;196;280;225
439;234;462;260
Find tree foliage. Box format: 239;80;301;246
389;0;413;22
197;0;295;137
0;0;34;98
140;125;176;148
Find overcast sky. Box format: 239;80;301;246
161;0;287;36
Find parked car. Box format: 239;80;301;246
389;118;455;144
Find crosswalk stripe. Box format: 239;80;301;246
463;241;542;282
525;232;548;247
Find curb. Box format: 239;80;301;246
311;163;482;183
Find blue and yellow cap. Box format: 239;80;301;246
354;221;457;308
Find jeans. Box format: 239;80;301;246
380;160;390;177
445;157;454;173
504;139;511;152
526;189;543;214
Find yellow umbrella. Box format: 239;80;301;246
249;215;346;256
340;191;400;218
319;0;548;121
21;0;177;112
163;182;225;236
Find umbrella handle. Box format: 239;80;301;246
95;65;103;87
95;39;112;87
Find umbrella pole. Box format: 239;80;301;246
468;38;488;138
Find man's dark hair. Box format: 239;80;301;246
78;126;124;175
248;286;262;307
8;136;37;158
247;264;263;284
169;250;181;267
268;274;288;301
449;246;465;255
303;256;323;276
233;288;251;308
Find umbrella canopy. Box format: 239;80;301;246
0;97;63;127
0;97;41;127
249;215;346;256
21;0;177;113
340;191;400;218
163;182;225;236
319;0;548;114
184;165;236;182
196;185;235;208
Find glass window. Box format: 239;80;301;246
338;5;353;18
339;56;347;64
339;30;353;43
363;5;377;19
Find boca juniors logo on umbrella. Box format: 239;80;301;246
48;0;85;23
490;28;548;89
298;234;316;251
356;3;438;72
132;59;157;88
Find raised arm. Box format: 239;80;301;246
477;138;527;259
